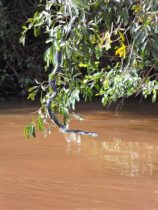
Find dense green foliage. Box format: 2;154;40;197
20;0;158;136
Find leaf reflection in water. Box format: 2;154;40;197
64;136;158;177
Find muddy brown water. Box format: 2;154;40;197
0;101;158;210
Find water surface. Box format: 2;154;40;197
0;101;158;210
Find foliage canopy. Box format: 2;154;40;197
21;0;158;137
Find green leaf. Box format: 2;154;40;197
152;89;157;103
24;122;36;138
37;116;45;131
27;89;38;101
28;86;38;92
79;63;88;68
34;27;40;37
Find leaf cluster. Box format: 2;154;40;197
21;0;158;136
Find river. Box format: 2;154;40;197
0;100;158;210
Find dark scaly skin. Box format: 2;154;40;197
46;50;97;137
46;17;97;137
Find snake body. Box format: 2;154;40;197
46;53;97;137
46;16;97;137
46;46;97;134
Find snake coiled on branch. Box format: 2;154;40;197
46;17;97;137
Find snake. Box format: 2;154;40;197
46;17;97;137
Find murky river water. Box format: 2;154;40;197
0;100;158;210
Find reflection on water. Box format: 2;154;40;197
65;134;158;177
65;133;81;155
0;101;158;210
65;132;81;144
